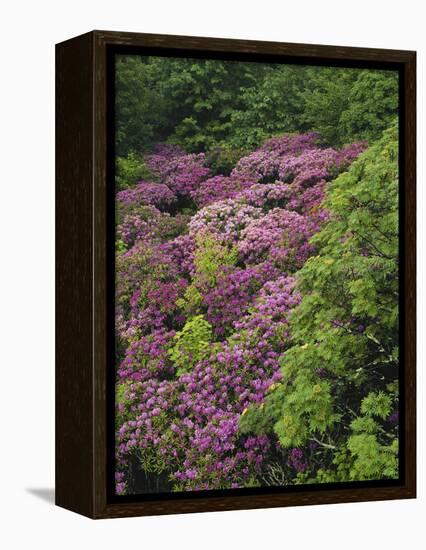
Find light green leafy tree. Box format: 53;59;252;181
115;152;154;190
178;232;238;315
168;315;213;375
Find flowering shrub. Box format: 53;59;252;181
116;181;177;210
231;132;321;181
235;183;293;210
115;242;187;343
145;144;210;198
118;328;176;382
191;175;256;207
117;211;159;248
144;143;186;173
159;234;196;277
116;202;191;251
238;208;315;269
189;200;263;244
203;262;280;336
114;132;370;494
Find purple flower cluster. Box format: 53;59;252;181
332;141;368;171
203;262;280;336
114;132;366;494
189;199;263;244
116;181;177;210
238;208;315;269
260;132;322;155
233;276;300;344
287;448;308;472
117;213;156;248
236;183;293;209
116;203;191;249
118;328;176;382
159;233;196;276
231;132;321;181
191;175;256;207
115;273;301;490
144;143;185;172
145;144;210;198
115;242;187;343
231;133;366;189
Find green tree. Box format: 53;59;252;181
154;57;269;151
229;65;311;148
115;55;398;156
301;67;357;146
301;68;398;146
115;55;169;155
115;152;154;190
168;315;213;375
340;71;399;143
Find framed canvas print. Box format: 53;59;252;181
56;30;416;519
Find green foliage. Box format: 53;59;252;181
155;58;270;151
115;55;399;156
301;68;398;146
168;315;213;375
193;232;238;286
138;411;172;475
115;55;169;155
115;152;153;190
178;232;238;315
115;381;133;428
115;239;127;255
239;126;399;481
340;71;399;144
229;65;312;148
360;391;393;420
347;432;398;480
228;66;398;148
205;145;249;176
300;68;356;146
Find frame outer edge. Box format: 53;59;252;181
55;31;95;518
404;51;416;498
93;30;109;518
69;31;416;519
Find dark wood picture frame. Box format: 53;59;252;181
56;30;416;519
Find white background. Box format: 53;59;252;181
0;0;423;548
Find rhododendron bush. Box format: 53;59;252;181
112;127;398;495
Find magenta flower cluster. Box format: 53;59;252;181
191;175;256;207
203;262;280;337
238;208;316;268
114;133;366;494
117;181;177;210
145;143;210;198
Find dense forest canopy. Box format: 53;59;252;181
116;55;398;156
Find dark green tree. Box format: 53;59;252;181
340;70;399;143
301;68;398;146
115;54;398;158
229;65;312;148
115;55;169;155
154;57;269;151
300;67;357;146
